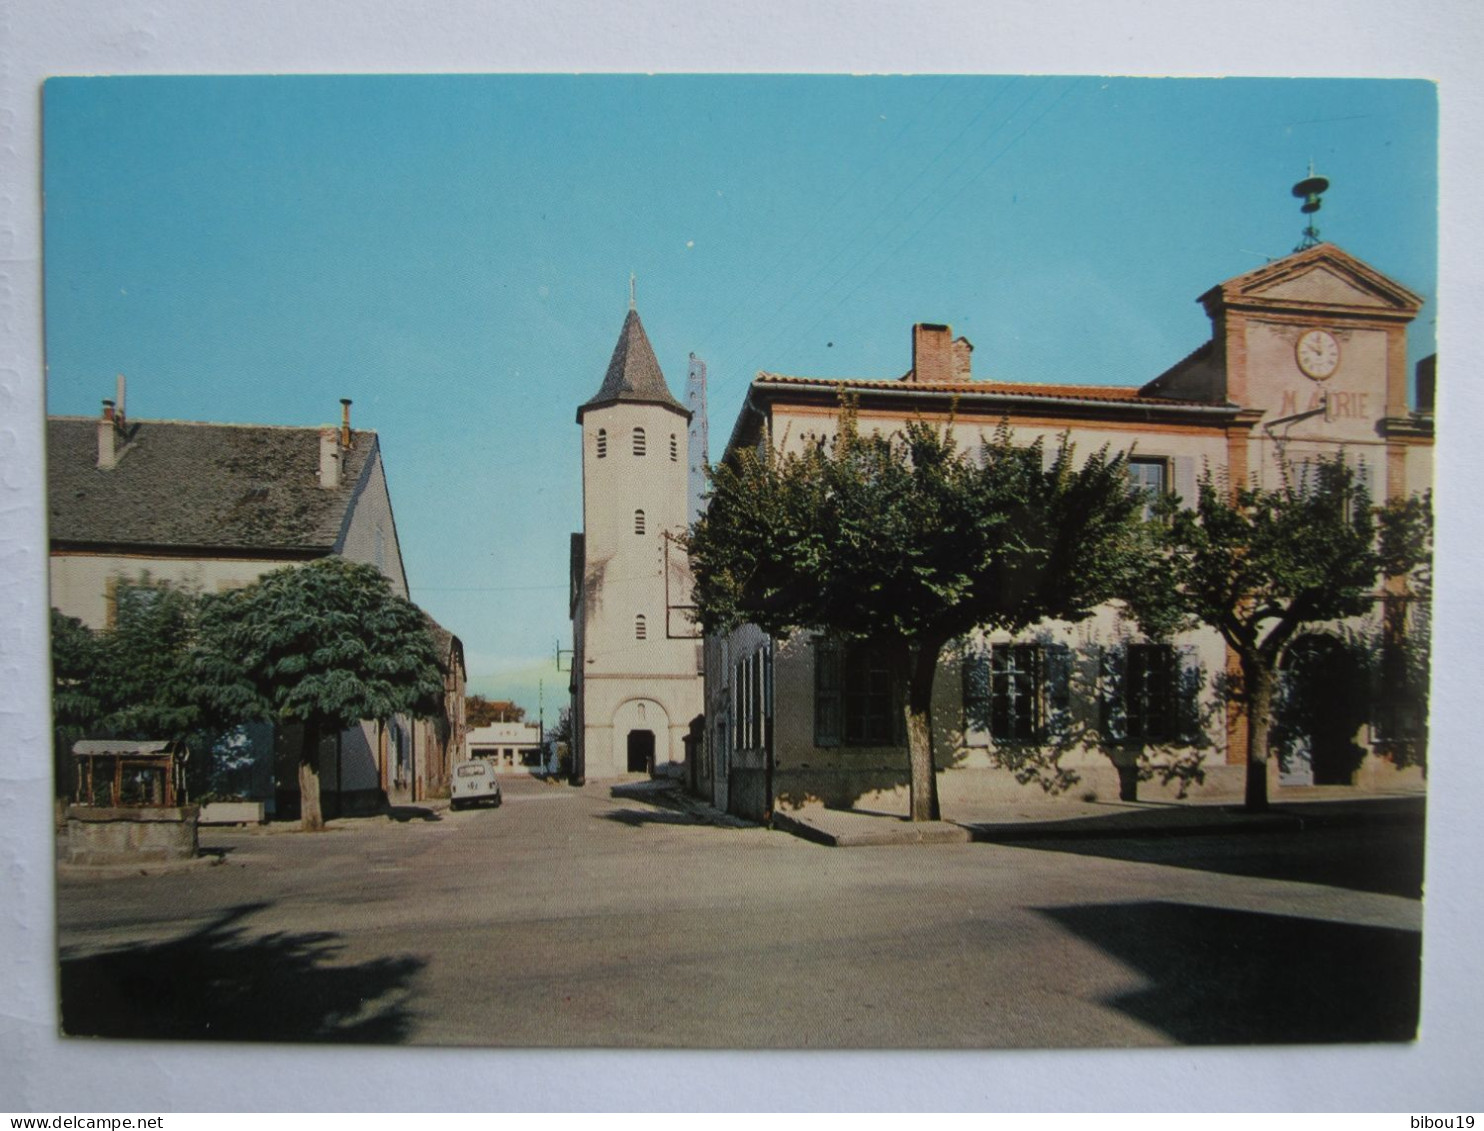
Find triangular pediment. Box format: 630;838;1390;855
1204;243;1423;318
1256;264;1391;307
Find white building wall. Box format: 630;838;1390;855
575;398;704;778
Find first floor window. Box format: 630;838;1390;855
1128;457;1169;521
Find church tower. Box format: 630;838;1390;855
570;305;703;781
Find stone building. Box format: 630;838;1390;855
48;393;465;815
569;307;704;780
698;243;1434;820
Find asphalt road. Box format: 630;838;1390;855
55;775;1425;1048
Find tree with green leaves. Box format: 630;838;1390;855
50;608;103;799
194;558;445;830
50;579;213;799
1123;456;1431;811
465;696;526;726
687;408;1147;821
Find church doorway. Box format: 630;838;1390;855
626;729;655;774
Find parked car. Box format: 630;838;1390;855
450;759;503;810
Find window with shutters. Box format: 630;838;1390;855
633;427;646;457
670;433;678;462
963;643;1072;745
596;428;607;458
1124;643;1175;742
1128;457;1169;521
634;614;647;641
815;639;904;747
634;509;646;535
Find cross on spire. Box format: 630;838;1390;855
629;273;636;311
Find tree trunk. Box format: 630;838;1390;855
299;716;325;831
900;639;943;822
1242;656;1277;813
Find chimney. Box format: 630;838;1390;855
97;400;118;468
910;323;955;384
319;427;342;489
340;398;353;448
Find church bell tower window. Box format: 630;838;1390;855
596;429;607;458
635;614;648;640
634;509;646;535
670;434;678;461
633;427;646;457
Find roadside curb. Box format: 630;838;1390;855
769;795;1425;848
772;809;971;847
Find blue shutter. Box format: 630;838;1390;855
1174;644;1205;745
963;650;990;746
1099;645;1128;743
1043;644;1073;742
1172;456;1198;510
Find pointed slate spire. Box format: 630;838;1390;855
577;308;689;421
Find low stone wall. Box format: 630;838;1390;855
65;806;199;866
198;800;266;826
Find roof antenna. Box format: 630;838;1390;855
1292;161;1330;252
629;272;637;312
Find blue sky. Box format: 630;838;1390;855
42;75;1438;714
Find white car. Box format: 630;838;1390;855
450;759;503;810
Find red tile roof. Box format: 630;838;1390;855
753;372;1211;408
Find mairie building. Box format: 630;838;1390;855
695;243;1434;821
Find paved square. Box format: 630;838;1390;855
56;777;1424;1047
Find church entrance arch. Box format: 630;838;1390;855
627;730;655;773
610;697;672;777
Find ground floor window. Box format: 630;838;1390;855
815;640;904;747
1101;641;1203;746
963;642;1072;745
1124;642;1175;742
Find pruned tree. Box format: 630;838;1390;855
194;558;445;830
687;407;1147;821
1122;456;1431;811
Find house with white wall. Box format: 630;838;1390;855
48;393;462;816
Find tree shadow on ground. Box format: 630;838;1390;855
60;902;425;1043
600;807;707;828
384;805;442;823
1039;900;1420;1044
1003;802;1424;899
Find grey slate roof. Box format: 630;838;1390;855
577;309;688;420
48;416;376;553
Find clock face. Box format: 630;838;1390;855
1296;329;1341;380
